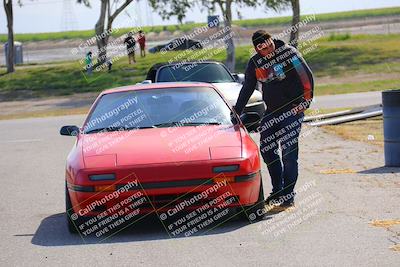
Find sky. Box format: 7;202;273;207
0;0;399;34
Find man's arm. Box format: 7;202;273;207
290;48;314;106
234;59;257;115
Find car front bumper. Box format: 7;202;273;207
67;171;262;217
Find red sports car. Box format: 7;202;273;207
61;82;264;234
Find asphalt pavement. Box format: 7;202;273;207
310;91;382;110
0;115;399;266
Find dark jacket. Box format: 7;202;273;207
234;39;314;115
124;36;136;47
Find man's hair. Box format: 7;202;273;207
252;30;272;47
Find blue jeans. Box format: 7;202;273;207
259;110;304;202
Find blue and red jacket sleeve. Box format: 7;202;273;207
291;49;314;107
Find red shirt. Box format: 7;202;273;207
138;34;146;47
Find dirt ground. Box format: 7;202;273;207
0;92;96;118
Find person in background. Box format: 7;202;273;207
85;51;93;75
106;57;113;72
138;30;146;57
124;31;136;64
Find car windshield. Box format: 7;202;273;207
157;63;235;83
83;86;233;134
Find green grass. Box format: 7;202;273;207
0;29;96;43
1;6;399;43
0;24;206;43
300;34;400;77
316;79;400;95
0;53;179;99
233;34;400;75
235;6;400;28
327;33;351;41
0;34;399;100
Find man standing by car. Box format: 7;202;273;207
234;30;314;208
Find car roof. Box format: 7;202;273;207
146;61;227;82
148;60;223;71
100;82;215;95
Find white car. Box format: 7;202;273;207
144;61;265;129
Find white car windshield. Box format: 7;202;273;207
157;63;235;83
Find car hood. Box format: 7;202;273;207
81;125;242;168
212;82;263;106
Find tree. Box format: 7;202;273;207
78;0;135;65
264;0;300;47
213;0;237;71
3;1;38;74
289;0;300;47
149;0;258;72
3;0;15;73
148;0;190;25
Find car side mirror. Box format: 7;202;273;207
232;73;245;84
60;125;80;136
230;111;239;125
141;80;152;84
240;112;260;129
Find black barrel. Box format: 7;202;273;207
382;89;400;167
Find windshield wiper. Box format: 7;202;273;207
85;126;122;134
86;122;223;133
85;125;154;134
153;122;222;128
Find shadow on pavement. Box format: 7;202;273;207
31;211;273;247
358;166;400;174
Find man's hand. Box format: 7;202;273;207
230;110;239;125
